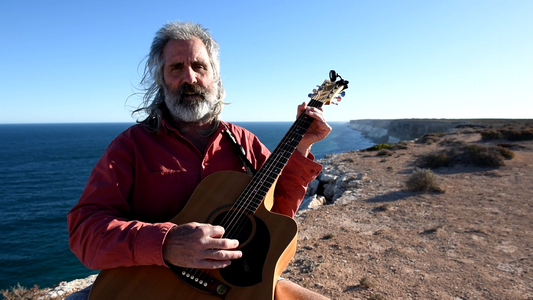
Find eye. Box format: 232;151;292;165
192;62;208;71
168;63;184;72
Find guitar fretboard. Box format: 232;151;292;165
234;99;324;214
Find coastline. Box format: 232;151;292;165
4;121;533;299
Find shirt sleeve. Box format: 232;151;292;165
271;151;322;217
67;136;175;270
237;126;322;218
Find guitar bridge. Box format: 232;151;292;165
169;265;231;299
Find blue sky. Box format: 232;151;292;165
1;0;532;124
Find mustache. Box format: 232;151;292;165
177;83;208;98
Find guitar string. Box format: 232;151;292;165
182;112;311;283
211;97;326;262
182;103;318;286
221;101;320;237
218;82;335;234
181;91;330;286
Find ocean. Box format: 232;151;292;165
0;122;374;291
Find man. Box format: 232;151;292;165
67;21;331;299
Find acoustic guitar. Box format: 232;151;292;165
88;70;349;300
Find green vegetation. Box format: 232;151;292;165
364;144;394;151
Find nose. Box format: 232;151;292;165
183;67;197;85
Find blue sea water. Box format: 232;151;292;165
0;122;373;291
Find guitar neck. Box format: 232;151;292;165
235;99;324;214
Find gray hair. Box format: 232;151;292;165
133;21;226;131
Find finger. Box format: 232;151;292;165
204;249;243;261
207;236;240;250
198;249;243;269
199;259;233;269
296;102;307;118
305;108;327;122
206;224;226;238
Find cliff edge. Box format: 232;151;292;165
349;119;476;143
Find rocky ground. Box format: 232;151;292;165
285;127;533;300
4;125;532;300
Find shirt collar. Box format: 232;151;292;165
160;117;225;137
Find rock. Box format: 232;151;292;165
306;179;320;196
323;183;336;201
300;195;326;210
349;119;465;143
319;172;337;183
45;274;97;298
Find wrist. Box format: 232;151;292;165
296;144;312;157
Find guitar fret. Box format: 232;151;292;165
232;83;333;214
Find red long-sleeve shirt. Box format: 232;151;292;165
67;120;322;270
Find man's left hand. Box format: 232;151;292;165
296;102;332;156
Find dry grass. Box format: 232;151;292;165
405;168;445;193
1;284;51;300
417;144;515;169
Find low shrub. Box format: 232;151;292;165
376;149;393;156
417;133;443;144
364;144;394;151
465;144;505;167
418;151;453;169
481;130;502;140
406;168;444;192
439;139;467;147
395;142;409;149
502;129;533;141
417;143;515;169
497;146;515;159
359;277;373;289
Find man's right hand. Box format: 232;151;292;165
162;222;242;269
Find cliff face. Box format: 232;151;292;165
349;119;466;143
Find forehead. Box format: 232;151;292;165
162;37;210;65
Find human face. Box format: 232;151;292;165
162;38;219;123
162;37;214;95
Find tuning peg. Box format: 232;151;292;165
340;91;346;97
329;70;337;81
308;93;313;98
335;96;342;102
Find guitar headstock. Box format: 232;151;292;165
308;70;349;105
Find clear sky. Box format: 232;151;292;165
1;0;532;124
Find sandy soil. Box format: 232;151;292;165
285;128;533;300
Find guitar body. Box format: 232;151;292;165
89;171;298;300
88;70;350;300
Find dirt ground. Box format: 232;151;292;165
8;126;532;300
285;128;533;300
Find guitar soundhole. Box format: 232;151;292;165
212;210;254;247
212;211;270;287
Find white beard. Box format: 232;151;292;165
163;82;219;123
